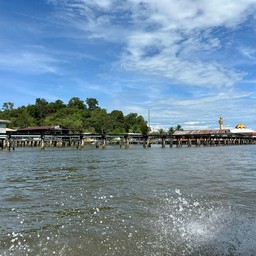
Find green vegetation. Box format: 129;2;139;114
0;97;150;135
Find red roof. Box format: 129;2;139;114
18;125;68;131
173;129;230;136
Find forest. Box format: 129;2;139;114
0;97;150;135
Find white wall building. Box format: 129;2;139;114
0;120;10;138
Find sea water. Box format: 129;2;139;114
0;145;255;255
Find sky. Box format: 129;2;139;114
1;0;256;131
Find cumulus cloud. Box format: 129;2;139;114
52;0;256;89
3;0;254;128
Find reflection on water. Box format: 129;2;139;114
0;145;256;255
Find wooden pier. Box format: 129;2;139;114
1;130;256;151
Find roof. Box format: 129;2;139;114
173;129;230;136
6;128;16;132
18;125;68;131
0;120;11;124
231;128;255;133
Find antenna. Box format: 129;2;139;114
148;109;151;128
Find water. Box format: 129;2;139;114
0;145;256;255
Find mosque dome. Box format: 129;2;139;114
231;123;255;133
235;123;246;129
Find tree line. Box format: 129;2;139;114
0;97;150;135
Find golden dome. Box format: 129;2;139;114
235;123;246;129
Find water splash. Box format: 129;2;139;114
1;188;256;256
150;189;256;255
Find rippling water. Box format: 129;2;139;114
0;145;256;255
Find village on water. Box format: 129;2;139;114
1;115;256;150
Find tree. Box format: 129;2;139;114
140;123;150;136
86;98;99;111
33;98;49;125
35;98;48;106
67;97;86;110
158;128;165;135
175;124;183;131
168;127;175;134
0;96;148;135
12;107;36;128
109;110;125;133
86;108;112;134
168;125;183;134
110;110;124;121
43;107;84;132
124;113;138;132
48;99;66;113
2;102;14;111
123;113;148;133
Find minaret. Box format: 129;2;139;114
219;116;224;130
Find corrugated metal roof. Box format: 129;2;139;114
173;129;230;135
18;125;68;131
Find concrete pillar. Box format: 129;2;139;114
41;138;45;150
7;135;11;151
176;138;181;147
143;136;148;148
119;138;123;148
11;139;15;150
169;138;173;147
79;135;84;149
57;140;62;148
40;134;45;150
187;138;192;147
3;139;7;149
147;138;151;147
102;138;106;149
161;137;166;148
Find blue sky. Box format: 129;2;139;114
1;0;256;130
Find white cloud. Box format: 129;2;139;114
240;47;256;61
52;0;256;89
3;0;254;129
0;50;60;74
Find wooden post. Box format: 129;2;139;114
124;134;129;149
7;133;11;151
80;135;84;149
143;135;148;148
11;138;15;150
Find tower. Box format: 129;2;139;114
219;116;224;130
